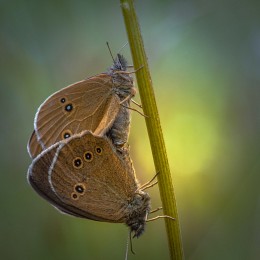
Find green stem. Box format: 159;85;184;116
120;1;184;259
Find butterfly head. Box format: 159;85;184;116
126;191;151;238
112;53;128;71
108;53;134;97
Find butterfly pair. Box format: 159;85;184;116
27;54;154;238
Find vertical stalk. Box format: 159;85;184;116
120;1;184;259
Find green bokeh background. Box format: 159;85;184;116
1;1;260;259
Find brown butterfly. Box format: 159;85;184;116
28;131;152;238
28;54;135;159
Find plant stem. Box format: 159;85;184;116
120;1;184;259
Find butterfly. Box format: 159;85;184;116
28;54;135;159
28;131;152;238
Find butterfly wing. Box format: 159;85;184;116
47;131;138;222
28;74;120;158
28;138;113;220
27;130;43;158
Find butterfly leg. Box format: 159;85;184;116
114;65;144;75
138;172;159;191
121;104;148;117
146;215;175;222
149;207;163;214
131;99;142;108
140;181;158;191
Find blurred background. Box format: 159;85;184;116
1;0;260;259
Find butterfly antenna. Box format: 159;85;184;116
106;42;116;64
118;42;129;54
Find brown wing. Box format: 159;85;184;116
28;74;120;158
27;130;43;159
27;138;111;221
48;131;138;222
